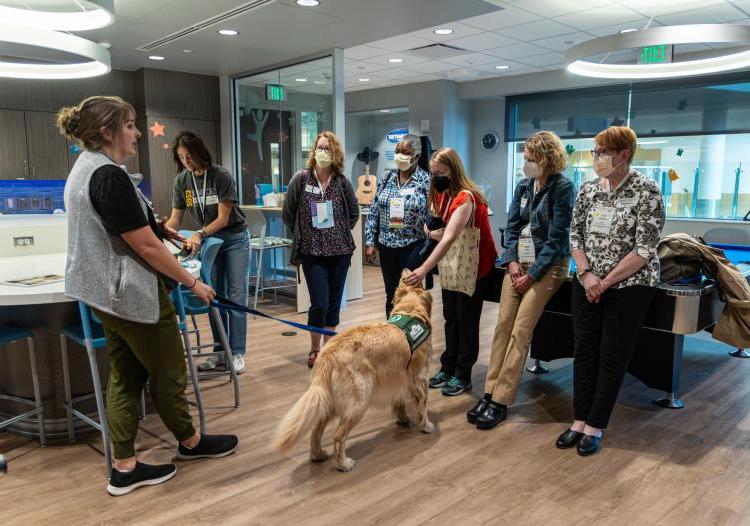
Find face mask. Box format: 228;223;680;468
523;161;542;179
394;153;415;171
432;174;450;192
315;149;332;168
593;155;617;179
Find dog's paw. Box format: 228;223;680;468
310;450;329;463
336;458;356;472
420;421;436;434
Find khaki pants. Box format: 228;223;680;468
483;266;566;405
95;280;195;459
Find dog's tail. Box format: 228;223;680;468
274;370;332;453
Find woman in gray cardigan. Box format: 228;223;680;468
59;96;238;496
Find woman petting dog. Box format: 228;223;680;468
274;272;434;472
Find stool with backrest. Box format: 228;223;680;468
177;232;240;407
704;227;750;358
0;326;45;446
245;208;294;311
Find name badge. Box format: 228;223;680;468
305;184;321;195
400;187;415;197
311;200;334;229
204;194;219;206
617;197;637;208
518;224;535;263
520;197;528;209
589;206;616;234
389;197;405;229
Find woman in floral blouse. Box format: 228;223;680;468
365;134;431;317
555;126;665;456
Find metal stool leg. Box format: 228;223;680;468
730;348;750;358
191;314;201;349
60;334;75;443
85;341;112;477
26;337;46;447
211;307;240;408
253;247;262;315
181;328;206;434
654;392;685;409
526;359;549;374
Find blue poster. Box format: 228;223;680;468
386;128;408;144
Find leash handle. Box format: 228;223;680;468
211;297;337;337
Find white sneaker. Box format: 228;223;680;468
198;355;224;372
232;354;246;375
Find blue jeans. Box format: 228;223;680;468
210;229;250;356
300;254;351;328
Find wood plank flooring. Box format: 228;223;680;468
2;266;750;525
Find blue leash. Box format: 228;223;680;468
210;296;337;337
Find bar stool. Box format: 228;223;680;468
245;208;294;310
0;326;45;446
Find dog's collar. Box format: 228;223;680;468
388;314;430;353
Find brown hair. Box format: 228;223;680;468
429;147;487;209
57;96;135;150
525;131;567;174
307;131;345;175
594;126;638;162
172;131;213;172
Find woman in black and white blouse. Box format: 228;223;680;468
555;126;665;456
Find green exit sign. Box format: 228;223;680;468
638;45;673;64
265;84;286;102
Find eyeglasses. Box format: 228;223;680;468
315;146;332;153
590;148;616;158
430;170;449;177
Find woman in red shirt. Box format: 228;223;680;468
407;148;497;396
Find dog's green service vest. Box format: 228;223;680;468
387;314;430;353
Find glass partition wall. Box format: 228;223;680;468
234;56;334;205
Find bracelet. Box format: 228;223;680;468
187;277;198;289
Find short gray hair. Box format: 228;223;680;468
399;134;422;158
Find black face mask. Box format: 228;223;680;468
432;174;450;192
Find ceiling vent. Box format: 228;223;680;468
407;43;468;60
138;0;276;51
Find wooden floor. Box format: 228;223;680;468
2;266;750;525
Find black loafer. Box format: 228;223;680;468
555;429;584;449
467;397;490;424
476;401;507;430
577;434;602;456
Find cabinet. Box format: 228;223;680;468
0;110;27;180
25;111;69;179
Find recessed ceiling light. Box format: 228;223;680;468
379;109;391;113
387;58;403;63
296;0;320;6
495;65;510;70
148;55;165;61
313;80;326;84
183;49;192;53
358;77;370;82
218;29;239;36
295;78;308;82
433;28;453;35
619;28;638;34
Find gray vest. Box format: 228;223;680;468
64;150;159;324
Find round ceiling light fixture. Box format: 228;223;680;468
357;77;371;82
296;0;320;6
433;28;453;35
295;78;308;82
148;55;165;61
494;65;510;70
218;29;239;36
387;58;403;63
0;23;110;79
0;0;114;31
566;24;750;79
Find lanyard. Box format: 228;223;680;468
190;171;207;226
313;170;330;202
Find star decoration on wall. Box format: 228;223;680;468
150;121;166;137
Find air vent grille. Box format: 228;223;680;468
407;43;468;59
138;0;276;51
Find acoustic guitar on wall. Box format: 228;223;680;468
355;146;379;205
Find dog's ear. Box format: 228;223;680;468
400;268;411;281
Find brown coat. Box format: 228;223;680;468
658;233;750;348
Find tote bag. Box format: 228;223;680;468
438;191;480;296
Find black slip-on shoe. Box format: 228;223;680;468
577;434;602;456
177;434;238;460
555;429;584;449
475;401;508;430
106;462;176;496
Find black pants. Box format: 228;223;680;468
439;273;491;384
572;279;656;429
301;254;352;328
377;242;419;318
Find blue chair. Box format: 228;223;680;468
0;326;45;446
177;232;240;408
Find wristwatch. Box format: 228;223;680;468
576;267;592;279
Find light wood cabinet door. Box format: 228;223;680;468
24;111;69;180
0;110;29;180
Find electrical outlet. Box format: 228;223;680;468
13;236;34;247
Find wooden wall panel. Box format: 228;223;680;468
182;119;220;165
144;116;182;217
0;110;28;180
24;111;69;180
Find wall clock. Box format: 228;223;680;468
481;130;499;152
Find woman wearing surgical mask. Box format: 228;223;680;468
468;131;575;429
282;131;359;368
556;126;664;456
406;148;497;397
364;134;431;317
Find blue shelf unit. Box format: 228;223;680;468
0;180;66;214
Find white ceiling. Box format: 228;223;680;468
343;0;750;92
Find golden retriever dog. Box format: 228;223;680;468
274;271;434;471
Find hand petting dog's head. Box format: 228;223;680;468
393;269;433;322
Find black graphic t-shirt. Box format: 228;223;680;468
171;164;247;232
